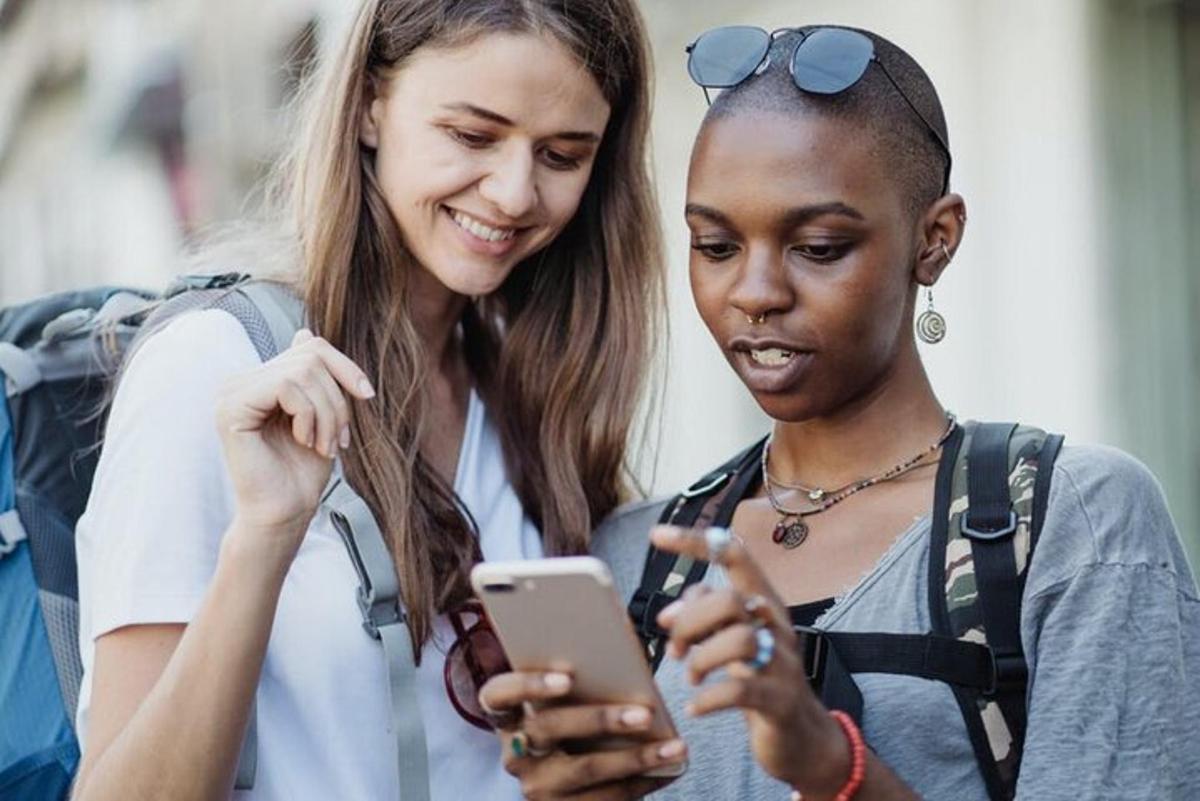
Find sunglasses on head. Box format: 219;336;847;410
686;25;951;195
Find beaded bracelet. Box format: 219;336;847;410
829;710;866;800
789;709;866;801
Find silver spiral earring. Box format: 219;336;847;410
916;287;946;344
916;241;951;344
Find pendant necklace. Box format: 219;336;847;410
761;414;957;549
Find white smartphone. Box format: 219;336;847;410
470;556;685;777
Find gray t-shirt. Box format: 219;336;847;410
592;445;1200;800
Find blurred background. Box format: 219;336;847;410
1;0;1197;565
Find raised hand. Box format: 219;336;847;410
650;525;851;799
215;329;375;547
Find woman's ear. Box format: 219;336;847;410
914;193;967;286
360;75;385;150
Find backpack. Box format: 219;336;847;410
627;421;1064;801
0;274;302;799
0;273;434;801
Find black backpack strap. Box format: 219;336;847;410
629;439;765;670
930;421;1063;801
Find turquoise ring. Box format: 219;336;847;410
748;626;776;672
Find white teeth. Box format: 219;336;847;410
750;348;794;367
450;209;516;242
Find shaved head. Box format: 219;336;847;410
703;27;950;218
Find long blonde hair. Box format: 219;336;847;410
278;0;662;655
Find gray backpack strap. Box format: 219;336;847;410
233;282;305;358
322;475;431;801
234;713;258;790
213;279;302;791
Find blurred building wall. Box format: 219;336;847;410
0;0;1196;562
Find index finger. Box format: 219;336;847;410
649;525;790;631
289;331;376;400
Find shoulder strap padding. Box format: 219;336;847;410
932;421;1063;801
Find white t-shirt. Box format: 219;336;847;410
75;309;541;801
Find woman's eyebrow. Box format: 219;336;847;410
685;202;865;227
684;203;732;226
439;102;601;143
779;202;865;226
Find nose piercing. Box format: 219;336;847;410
747;313;767;325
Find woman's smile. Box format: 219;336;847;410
442;205;527;258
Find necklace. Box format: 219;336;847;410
761;413;957;549
764;471;855;503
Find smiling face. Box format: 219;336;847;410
687;110;925;422
361;31;612;298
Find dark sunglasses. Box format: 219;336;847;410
444;600;511;731
686;25;951;194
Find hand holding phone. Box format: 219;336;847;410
473;557;688;796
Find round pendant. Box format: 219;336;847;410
771;517;809;549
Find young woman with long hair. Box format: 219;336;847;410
70;2;663;799
480;25;1200;801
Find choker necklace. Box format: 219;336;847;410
762;413;957;549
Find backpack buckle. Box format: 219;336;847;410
0;510;28;557
793;625;826;682
631;590;676;639
329;505;406;640
985;651;1029;697
356;584;405;640
960;509;1018;541
680;471;731;500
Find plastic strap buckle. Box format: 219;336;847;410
985;651;1029;697
0;509;28;557
680;471;731;500
794;625;826;682
330;507;405;639
356;583;405;640
960;509;1018;541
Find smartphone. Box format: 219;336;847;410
470;556;685;777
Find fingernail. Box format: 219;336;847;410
652;526;680;543
339;425;351;449
328;438;339;460
621;707;651;728
657;601;683;626
543;672;570;693
658;740;685;760
357;378;376;399
684;703;697;718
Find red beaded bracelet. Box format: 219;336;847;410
789;710;866;801
829;710;866;800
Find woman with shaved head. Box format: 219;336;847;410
482;24;1200;801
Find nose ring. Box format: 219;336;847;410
747;313;767;325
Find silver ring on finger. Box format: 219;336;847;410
747;626;776;672
704;526;735;564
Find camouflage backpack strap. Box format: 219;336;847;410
931;421;1064;801
629;438;766;671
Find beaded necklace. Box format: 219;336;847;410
761;414;957;549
